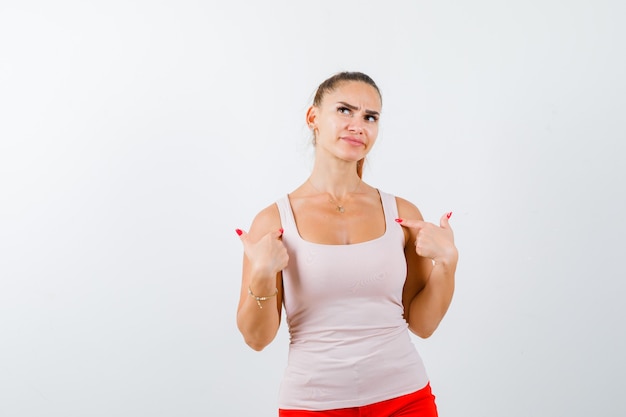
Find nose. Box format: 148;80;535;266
348;118;365;134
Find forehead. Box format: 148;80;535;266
321;81;382;110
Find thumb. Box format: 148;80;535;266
439;212;453;228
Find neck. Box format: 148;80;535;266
308;165;361;201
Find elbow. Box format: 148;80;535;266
245;338;269;352
238;322;273;351
236;313;278;351
416;329;435;339
409;324;438;339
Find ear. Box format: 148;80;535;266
306;106;318;129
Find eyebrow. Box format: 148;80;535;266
336;101;380;116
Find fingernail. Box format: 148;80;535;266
395;218;403;223
235;229;243;236
279;228;284;234
446;212;453;219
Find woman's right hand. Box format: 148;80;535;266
237;228;289;279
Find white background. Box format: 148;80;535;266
1;1;625;416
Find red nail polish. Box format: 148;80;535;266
279;228;284;234
395;218;403;223
235;229;243;236
446;212;453;219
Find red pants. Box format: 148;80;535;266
279;383;438;417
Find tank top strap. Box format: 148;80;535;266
275;195;297;235
378;190;399;225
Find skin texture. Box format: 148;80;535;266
236;80;458;351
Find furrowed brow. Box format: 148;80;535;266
337;101;359;111
337;101;380;116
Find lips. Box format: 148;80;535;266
340;136;365;146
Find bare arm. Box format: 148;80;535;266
397;197;458;338
236;204;288;351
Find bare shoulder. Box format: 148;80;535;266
395;196;424;221
248;202;282;240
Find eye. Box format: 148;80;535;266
337;106;351;115
365;115;378;122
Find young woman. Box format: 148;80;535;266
235;72;458;416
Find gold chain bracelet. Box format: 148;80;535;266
248;286;278;309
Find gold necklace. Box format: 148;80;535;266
308;178;362;213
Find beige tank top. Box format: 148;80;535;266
275;190;429;411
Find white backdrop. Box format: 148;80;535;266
1;1;625;416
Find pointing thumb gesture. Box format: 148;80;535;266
235;228;289;277
396;212;457;265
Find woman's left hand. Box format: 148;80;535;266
396;212;458;266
